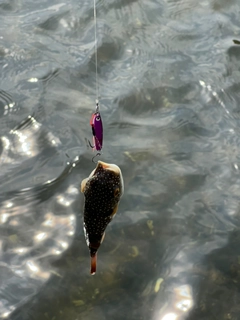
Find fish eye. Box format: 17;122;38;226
96;116;101;121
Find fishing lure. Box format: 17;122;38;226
89;102;103;156
81;161;124;275
88;0;103;162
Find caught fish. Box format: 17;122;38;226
81;161;124;275
89;103;103;152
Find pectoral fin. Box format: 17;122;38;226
110;204;119;218
80;178;88;193
101;232;105;243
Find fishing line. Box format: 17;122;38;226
93;0;99;106
86;0;103;163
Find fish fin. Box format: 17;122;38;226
90;254;97;275
100;232;105;243
80;178;88;193
111;204;119;218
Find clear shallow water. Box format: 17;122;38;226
1;0;240;319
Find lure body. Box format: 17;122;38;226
81;161;124;275
90;110;103;152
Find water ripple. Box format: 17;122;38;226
1;0;240;319
0;111;83;318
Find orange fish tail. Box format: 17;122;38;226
90;254;97;275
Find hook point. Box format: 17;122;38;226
92;153;101;163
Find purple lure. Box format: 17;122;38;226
90;111;103;151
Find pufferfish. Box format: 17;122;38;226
81;161;124;275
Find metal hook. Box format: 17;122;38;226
85;138;95;149
88;140;95;149
92;153;101;163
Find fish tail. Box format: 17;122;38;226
90;253;97;275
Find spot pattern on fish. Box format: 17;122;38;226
83;167;121;245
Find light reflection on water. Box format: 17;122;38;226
1;0;240;319
156;285;193;320
0;113;79;318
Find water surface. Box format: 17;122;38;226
1;0;240;319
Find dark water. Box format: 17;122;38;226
1;0;240;319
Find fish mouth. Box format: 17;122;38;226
97;161;121;175
87;161;117;178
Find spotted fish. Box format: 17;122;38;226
81;161;124;275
